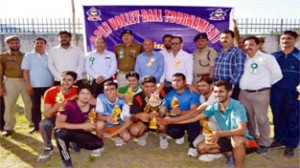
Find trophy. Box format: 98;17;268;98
200;118;215;145
112;105;122;124
126;87;134;105
88;108;96;123
297;84;300;101
145;93;165;129
170;97;179;116
55;91;65;111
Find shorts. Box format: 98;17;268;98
105;125;124;134
218;137;258;153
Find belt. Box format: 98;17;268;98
196;73;210;78
244;87;270;93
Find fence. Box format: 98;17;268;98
0;18;299;35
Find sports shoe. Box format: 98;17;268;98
61;160;73;168
1;130;14;137
175;137;184;145
138;132;148;146
187;147;198;157
28;127;39;134
159;133;169;149
225;155;235;168
199;154;223;162
257;146;268;154
115;138;124;147
284;147;295;158
269;140;285;149
37;147;54;162
90;147;104;157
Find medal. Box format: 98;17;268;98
174;59;180;68
146;58;155;67
89;57;95;65
250;63;258;74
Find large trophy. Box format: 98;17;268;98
88;108;97;123
55;92;65;111
145;93;165;130
170;97;179;116
126;87;134;105
112;105;122;124
200;118;216;145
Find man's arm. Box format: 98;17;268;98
186;54;194;85
215;122;246;138
156;53;164;82
43;103;62;119
75;48;85;80
23;70;33;95
231;51;245;85
55;113;95;131
48;49;60;81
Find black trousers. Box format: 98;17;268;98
31;87;49;128
55;129;103;163
54;79;84;87
91;77;113;97
167;121;201;148
0;96;5;130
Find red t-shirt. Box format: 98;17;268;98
44;86;78;116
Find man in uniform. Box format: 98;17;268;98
114;30;143;87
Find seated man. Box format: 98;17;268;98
55;84;103;168
130;75;168;149
160;73;200;157
118;71;142;104
37;71;78;162
159;81;257;168
95;81;132;147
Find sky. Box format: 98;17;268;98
0;0;299;19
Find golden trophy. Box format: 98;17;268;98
297;84;300;101
126;87;134;105
200;118;215;145
145;93;164;130
112;105;122;124
55;91;65;111
88;108;97;123
170;97;179;116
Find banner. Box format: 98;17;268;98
83;6;233;53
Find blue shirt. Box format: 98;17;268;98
163;88;200;111
214;45;246;85
272;48;300;90
203;98;252;139
135;51;164;82
86;50;117;79
21;51;53;87
95;94;131;127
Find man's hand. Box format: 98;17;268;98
170;107;182;116
137;113;151;122
157;117;171;126
206;131;220;144
26;85;33;95
0;87;6;96
82;123;96;132
123;95;133;104
96;76;105;84
105;115;116;124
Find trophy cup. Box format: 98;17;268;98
88;108;96;123
145;93;165;130
297;84;300;101
127;87;134;105
200;118;215;145
112;105;122;124
170;97;179;116
55;92;65;111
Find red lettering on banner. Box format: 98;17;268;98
120;14;129;26
114;16;124;29
129;10;140;23
175;12;183;24
157;9;163;22
141;9;148;22
207;28;219;40
198;19;209;32
94;30;101;37
108;18;118;31
181;13;189;25
90;36;96;42
102;22;112;37
211;34;221;44
164;10;171;22
192;17;201;29
186;15;196;27
169;11;176;23
205;24;214;35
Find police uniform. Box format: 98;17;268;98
0;35;32;132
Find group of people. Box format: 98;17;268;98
0;25;299;168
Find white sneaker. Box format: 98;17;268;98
187;148;198;157
159;133;169;149
138;132;148;146
115;138;124;147
90;147;103;157
175;137;185;145
199;154;215;162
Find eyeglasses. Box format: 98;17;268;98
171;42;181;45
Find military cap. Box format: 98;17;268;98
5;35;20;43
194;33;208;42
121;30;133;38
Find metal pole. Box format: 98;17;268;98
71;0;76;46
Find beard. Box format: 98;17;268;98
9;47;20;51
165;44;171;50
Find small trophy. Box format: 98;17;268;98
55;92;65;111
127;87;134;105
170;97;179;116
297;84;300;101
88;108;96;123
112;105;122;124
200;118;215;145
145;93;164;130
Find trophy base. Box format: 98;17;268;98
149;125;158;129
205;140;216;145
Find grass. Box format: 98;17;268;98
0;99;299;168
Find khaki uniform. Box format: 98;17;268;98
192;47;217;86
0;51;32;130
114;43;143;87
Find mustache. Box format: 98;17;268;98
221;40;228;43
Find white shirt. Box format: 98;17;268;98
160;49;193;84
48;45;85;81
239;50;283;90
199;92;220;131
85;49;117;80
199;93;216;105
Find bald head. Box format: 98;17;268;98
143;39;154;54
94;37;106;52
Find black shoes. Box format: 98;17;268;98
269;140;285;149
28;127;39;134
284;147;295;158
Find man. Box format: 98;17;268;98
160;81;257;168
0;35;32;137
160;34;173;56
118;71;142;104
135;39;164;82
161;73;200;157
21;37;53;134
95;81;131;147
214;30;246;99
37;71;78;162
48;31;85;86
192;33;217;86
270;30;300;158
239;36;282;154
114;30;143;87
130;76;168;149
86;37;117;97
55;84;103;168
159;36;193;89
